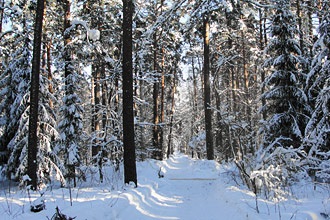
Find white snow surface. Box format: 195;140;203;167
1;152;329;220
88;29;100;41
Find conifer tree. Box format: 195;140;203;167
0;4;33;181
57;0;84;187
261;0;308;154
304;2;330;177
4;36;32;181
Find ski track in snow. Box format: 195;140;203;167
0;152;329;219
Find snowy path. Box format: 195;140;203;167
118;153;260;220
1;152;328;220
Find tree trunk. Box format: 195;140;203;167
160;46;165;158
0;0;4;33
152;33;161;160
122;0;137;186
101;63;107;134
259;9;266;120
231;64;236;113
203;13;214;160
191;46;198;139
167;69;176;158
63;0;71;80
91;76;95;149
28;0;45;190
307;0;314;58
241;29;250;123
47;40;53;108
215;90;223;155
296;0;304;55
92;64;101;157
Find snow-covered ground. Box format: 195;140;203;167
1;152;330;220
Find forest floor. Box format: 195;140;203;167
0;152;329;220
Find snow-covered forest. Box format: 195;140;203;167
0;0;330;219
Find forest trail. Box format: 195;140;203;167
118;152;261;220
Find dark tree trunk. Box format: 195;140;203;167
46;40;53;108
203;14;214;160
91;76;95;149
27;0;45;190
101;63;107;132
241;29;250;124
215;90;223;153
152;34;162;160
92;64;101;157
259;9;266;120
296;0;304;56
122;0;137;186
307;0;314;58
0;0;4;33
160;46;165;158
63;0;72;81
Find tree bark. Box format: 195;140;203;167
190;43;198;139
63;0;72;81
296;0;304;55
92;64;101;157
160;46;165;158
259;9;266;120
46;40;53;108
307;0;313;58
241;28;250;123
28;0;45;190
122;0;137;186
203;13;214;160
101;63;107;133
215;90;223;154
167;69;176;159
0;0;4;33
152;33;161;160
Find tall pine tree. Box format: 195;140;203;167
122;0;137;186
27;0;45;189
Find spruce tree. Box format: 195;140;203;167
57;0;84;187
261;0;307;154
304;2;330;178
0;9;33;182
